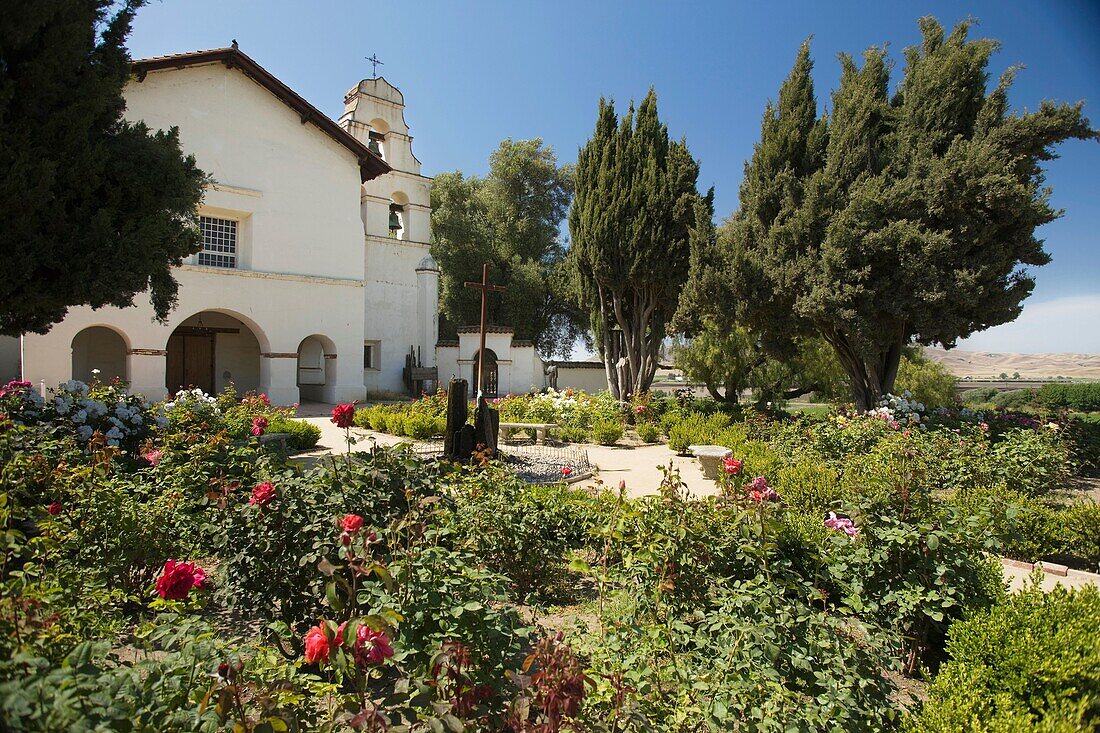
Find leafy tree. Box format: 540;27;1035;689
569;90;711;400
688;20;1096;411
672;322;847;406
430;138;581;357
896;348;957;408
0;0;208;336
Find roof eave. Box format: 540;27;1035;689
131;47;391;183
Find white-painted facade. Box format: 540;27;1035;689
436;327;546;397
17;50;439;405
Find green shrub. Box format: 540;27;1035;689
590;418;624;446
636;422;660;443
367;405;390;432
961;386;999;406
910;583;1100;732
387;412;408;436
266;418;321;450
990;388;1039;410
353;406;372;428
666;412;734;453
404;412;440;440
1063;416;1100;476
774;459;843;513
554;425;589;443
991;428;1069;496
896;355;957;408
1038;382;1100;412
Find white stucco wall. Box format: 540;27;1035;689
20;61;369;406
435;331;545;397
555;365;610;394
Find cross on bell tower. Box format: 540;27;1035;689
365;53;384;78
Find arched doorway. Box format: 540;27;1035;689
296;335;337;403
166;311;262;396
71;326;128;385
474;348;499;397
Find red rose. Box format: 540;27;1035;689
155;559;206;600
303;624;331;664
251;416;268;436
331;403;356;429
354;626;394;666
723;457;743;475
47;502;63;515
342;513;364;533
561;466;572;477
250;482;277;506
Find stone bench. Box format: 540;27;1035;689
499;422;557;445
256;432;291;451
689;444;732;480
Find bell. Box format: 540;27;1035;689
389;211;401;231
368;139;381;155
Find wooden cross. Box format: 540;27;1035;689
366;53;384;77
464;263;506;396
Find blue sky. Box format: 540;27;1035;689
129;1;1099;353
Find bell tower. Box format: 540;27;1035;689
339;77;436;393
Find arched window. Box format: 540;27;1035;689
475;348;499;397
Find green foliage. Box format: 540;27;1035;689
636;421;660;443
589;418;624;445
431;139;581;356
568;90;711;399
686;22;1097;411
1038;382;1100;412
773;458;844;513
265;417;321;450
896;352;957;408
666;411;733;453
1062;416;1100;475
961;386;1000;405
991;427;1069;496
442;468;610;599
910;583;1100;732
0;0;208;336
990;388;1039;410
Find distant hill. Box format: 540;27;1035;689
924;347;1100;380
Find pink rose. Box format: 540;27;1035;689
746;476;778;503
251;416;268;436
354;626;394;667
155;559;207;600
824;511;860;539
143;449;162;466
331;403;356;429
250;482;277;507
723;457;743;475
304;624;331;664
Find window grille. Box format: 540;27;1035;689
197;216;237;268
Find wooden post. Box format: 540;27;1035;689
444;378;468;460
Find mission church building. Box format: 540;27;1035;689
14;46;442;405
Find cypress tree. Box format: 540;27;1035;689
0;1;207;336
701;19;1096;411
569;90;709;399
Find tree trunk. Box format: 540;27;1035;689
822;327;905;412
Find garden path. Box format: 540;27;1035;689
295;411;1099;592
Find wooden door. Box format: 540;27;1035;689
166;332;215;395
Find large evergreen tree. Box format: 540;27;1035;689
0;0;208;337
569;90;710;399
689;19;1096;411
430;138;581;357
